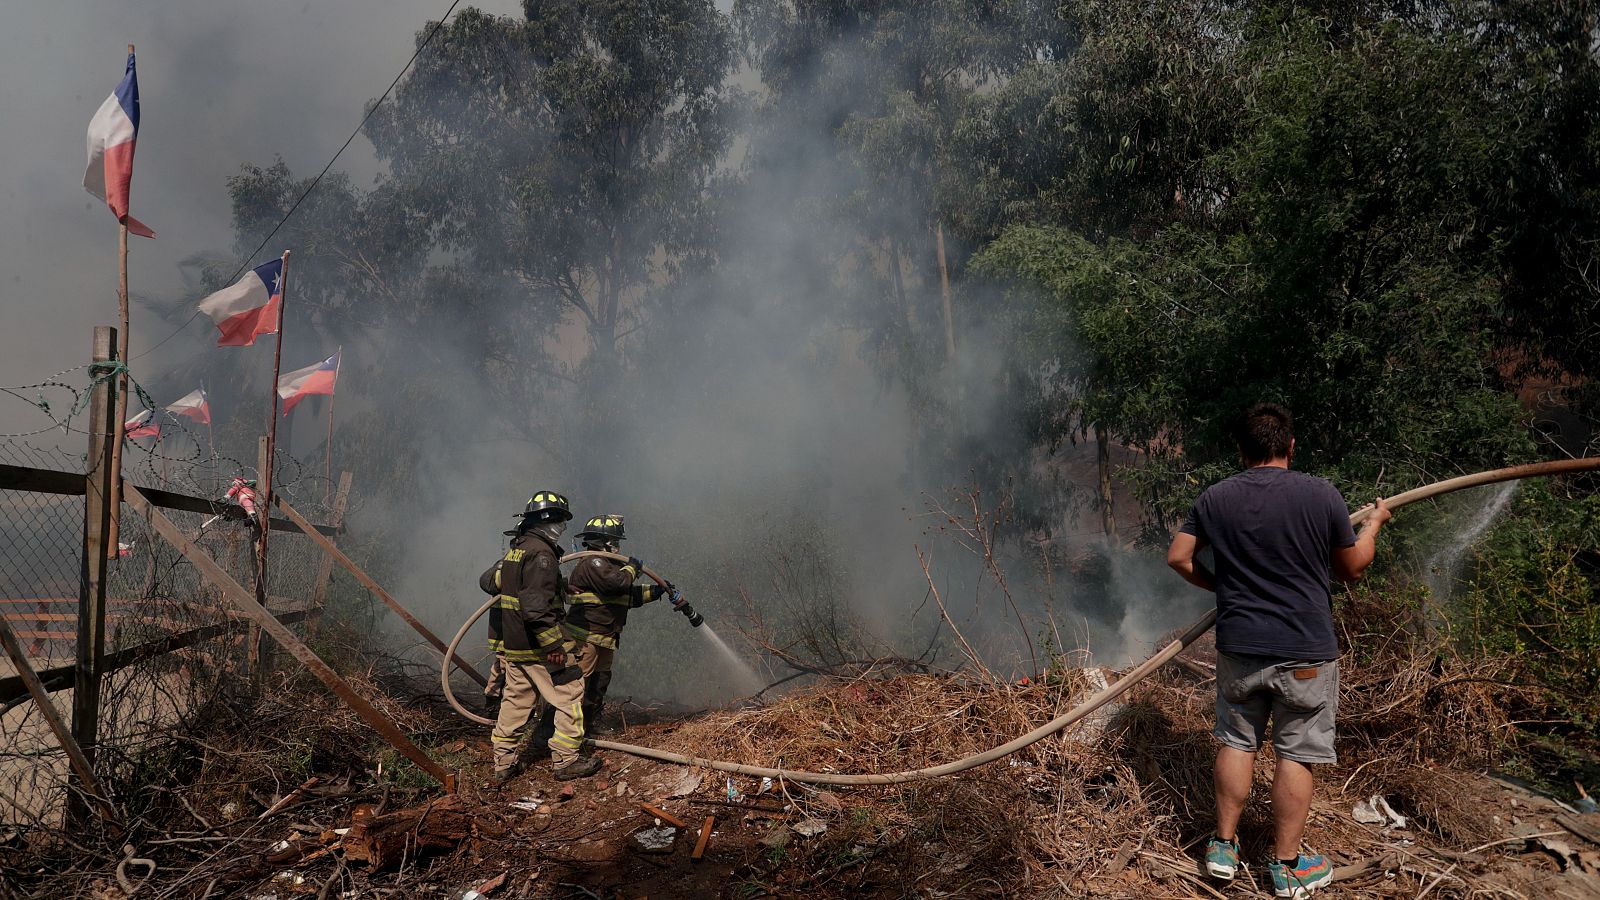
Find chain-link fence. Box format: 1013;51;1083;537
0;424;354;838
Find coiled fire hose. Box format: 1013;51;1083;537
441;458;1600;785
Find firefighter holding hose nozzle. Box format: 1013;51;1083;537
533;514;696;742
480;491;602;784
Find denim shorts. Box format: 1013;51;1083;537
1214;652;1338;764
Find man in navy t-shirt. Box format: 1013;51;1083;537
1167;404;1390;898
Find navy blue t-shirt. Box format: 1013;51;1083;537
1179;466;1356;660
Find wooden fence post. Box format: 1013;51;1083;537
306;471;353;638
71;326;116;824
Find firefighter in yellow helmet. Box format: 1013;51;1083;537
478;491;601;784
532;514;682;741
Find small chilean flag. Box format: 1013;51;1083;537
277;351;340;415
83;51;155;238
123;408;162;440
198;259;284;347
167;387;211;424
123;387;210;440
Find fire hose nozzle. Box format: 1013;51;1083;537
670;589;705;628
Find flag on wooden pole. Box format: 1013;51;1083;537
277;351;340;415
198;259;284;347
83;50;155;238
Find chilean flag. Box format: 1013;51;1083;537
277;351;340;415
123;408;162;440
122;387;210;440
198;259;283;347
167;387;211;424
83;51;156;238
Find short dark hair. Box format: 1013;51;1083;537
1236;403;1293;462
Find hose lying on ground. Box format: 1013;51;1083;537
442;458;1600;784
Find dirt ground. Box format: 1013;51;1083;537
10;648;1600;899
124;701;1600;900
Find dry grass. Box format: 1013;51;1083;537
611;587;1548;897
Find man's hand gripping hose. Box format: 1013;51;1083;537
440;459;1600;782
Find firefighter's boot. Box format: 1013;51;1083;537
553;756;602;781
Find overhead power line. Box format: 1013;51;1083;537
134;0;465;362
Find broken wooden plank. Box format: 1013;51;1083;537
0;463;85;495
0;613;117;824
639;803;688;829
274;494;487;687
341;796;472;871
125;484;453;790
1557;813;1600;847
692;816;714;862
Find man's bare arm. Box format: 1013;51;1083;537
1167;532;1217;592
1332;497;1392;581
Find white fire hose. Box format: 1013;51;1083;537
440;459;1600;785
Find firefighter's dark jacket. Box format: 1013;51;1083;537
479;530;566;663
563;556;666;650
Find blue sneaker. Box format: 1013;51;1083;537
1268;853;1333;898
1204;838;1240;880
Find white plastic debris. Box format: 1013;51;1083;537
509;796;543;813
1352;795;1408;829
794;818;828;838
632;826;677;852
758;776;774;795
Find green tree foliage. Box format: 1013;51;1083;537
365;1;734;358
1461;482;1600;731
969;7;1590;522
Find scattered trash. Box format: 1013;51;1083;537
632;826;677;853
726;777;741;802
1353;795;1408;830
794;818;828;838
758;777;774;795
508;796;543;813
668;771;701;798
272;870;307;888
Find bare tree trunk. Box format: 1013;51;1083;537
934;221;956;360
1097;428;1117;539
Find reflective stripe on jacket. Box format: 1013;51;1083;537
482;531;566;662
562;556;665;648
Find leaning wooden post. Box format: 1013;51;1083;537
306;471;353;638
74;326;116;774
124;484;455;790
0;615;116;826
275;495;488;687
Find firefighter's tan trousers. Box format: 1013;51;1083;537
490;659;585;770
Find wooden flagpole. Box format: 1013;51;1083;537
106;44;136;560
325;346;339;504
255;251;290;613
